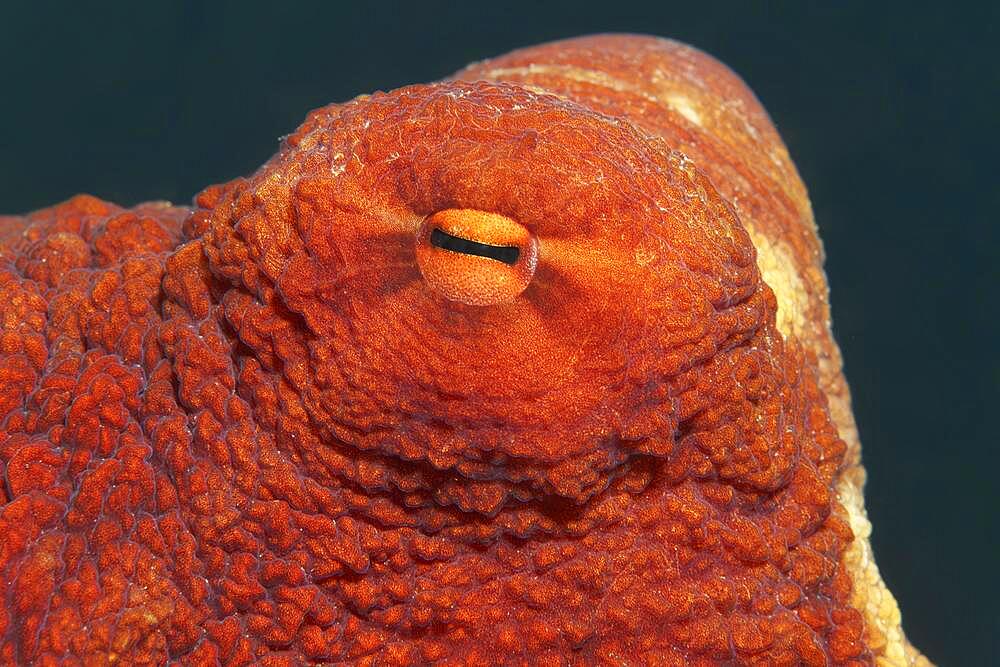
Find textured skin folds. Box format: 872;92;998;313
0;35;925;665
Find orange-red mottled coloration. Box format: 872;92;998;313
0;35;906;665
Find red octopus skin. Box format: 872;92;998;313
0;35;925;666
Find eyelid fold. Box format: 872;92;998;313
415;209;539;305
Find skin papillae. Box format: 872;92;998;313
0;34;929;666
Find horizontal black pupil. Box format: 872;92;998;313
430;228;520;265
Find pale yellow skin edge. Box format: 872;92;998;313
752;225;931;667
675;79;933;667
721;100;932;667
665;74;932;667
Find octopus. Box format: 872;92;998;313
0;34;929;666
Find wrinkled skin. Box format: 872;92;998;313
0;35;925;666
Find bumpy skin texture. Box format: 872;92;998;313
0;35;925;666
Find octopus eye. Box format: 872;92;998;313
415;209;539;305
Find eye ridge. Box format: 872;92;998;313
429;227;521;266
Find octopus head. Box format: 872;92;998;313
203;81;765;507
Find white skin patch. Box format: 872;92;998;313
745;228;806;339
665;94;702;126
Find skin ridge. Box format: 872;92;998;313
0;35;925;666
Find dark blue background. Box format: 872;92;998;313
1;2;996;663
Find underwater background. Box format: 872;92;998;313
1;2;996;664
